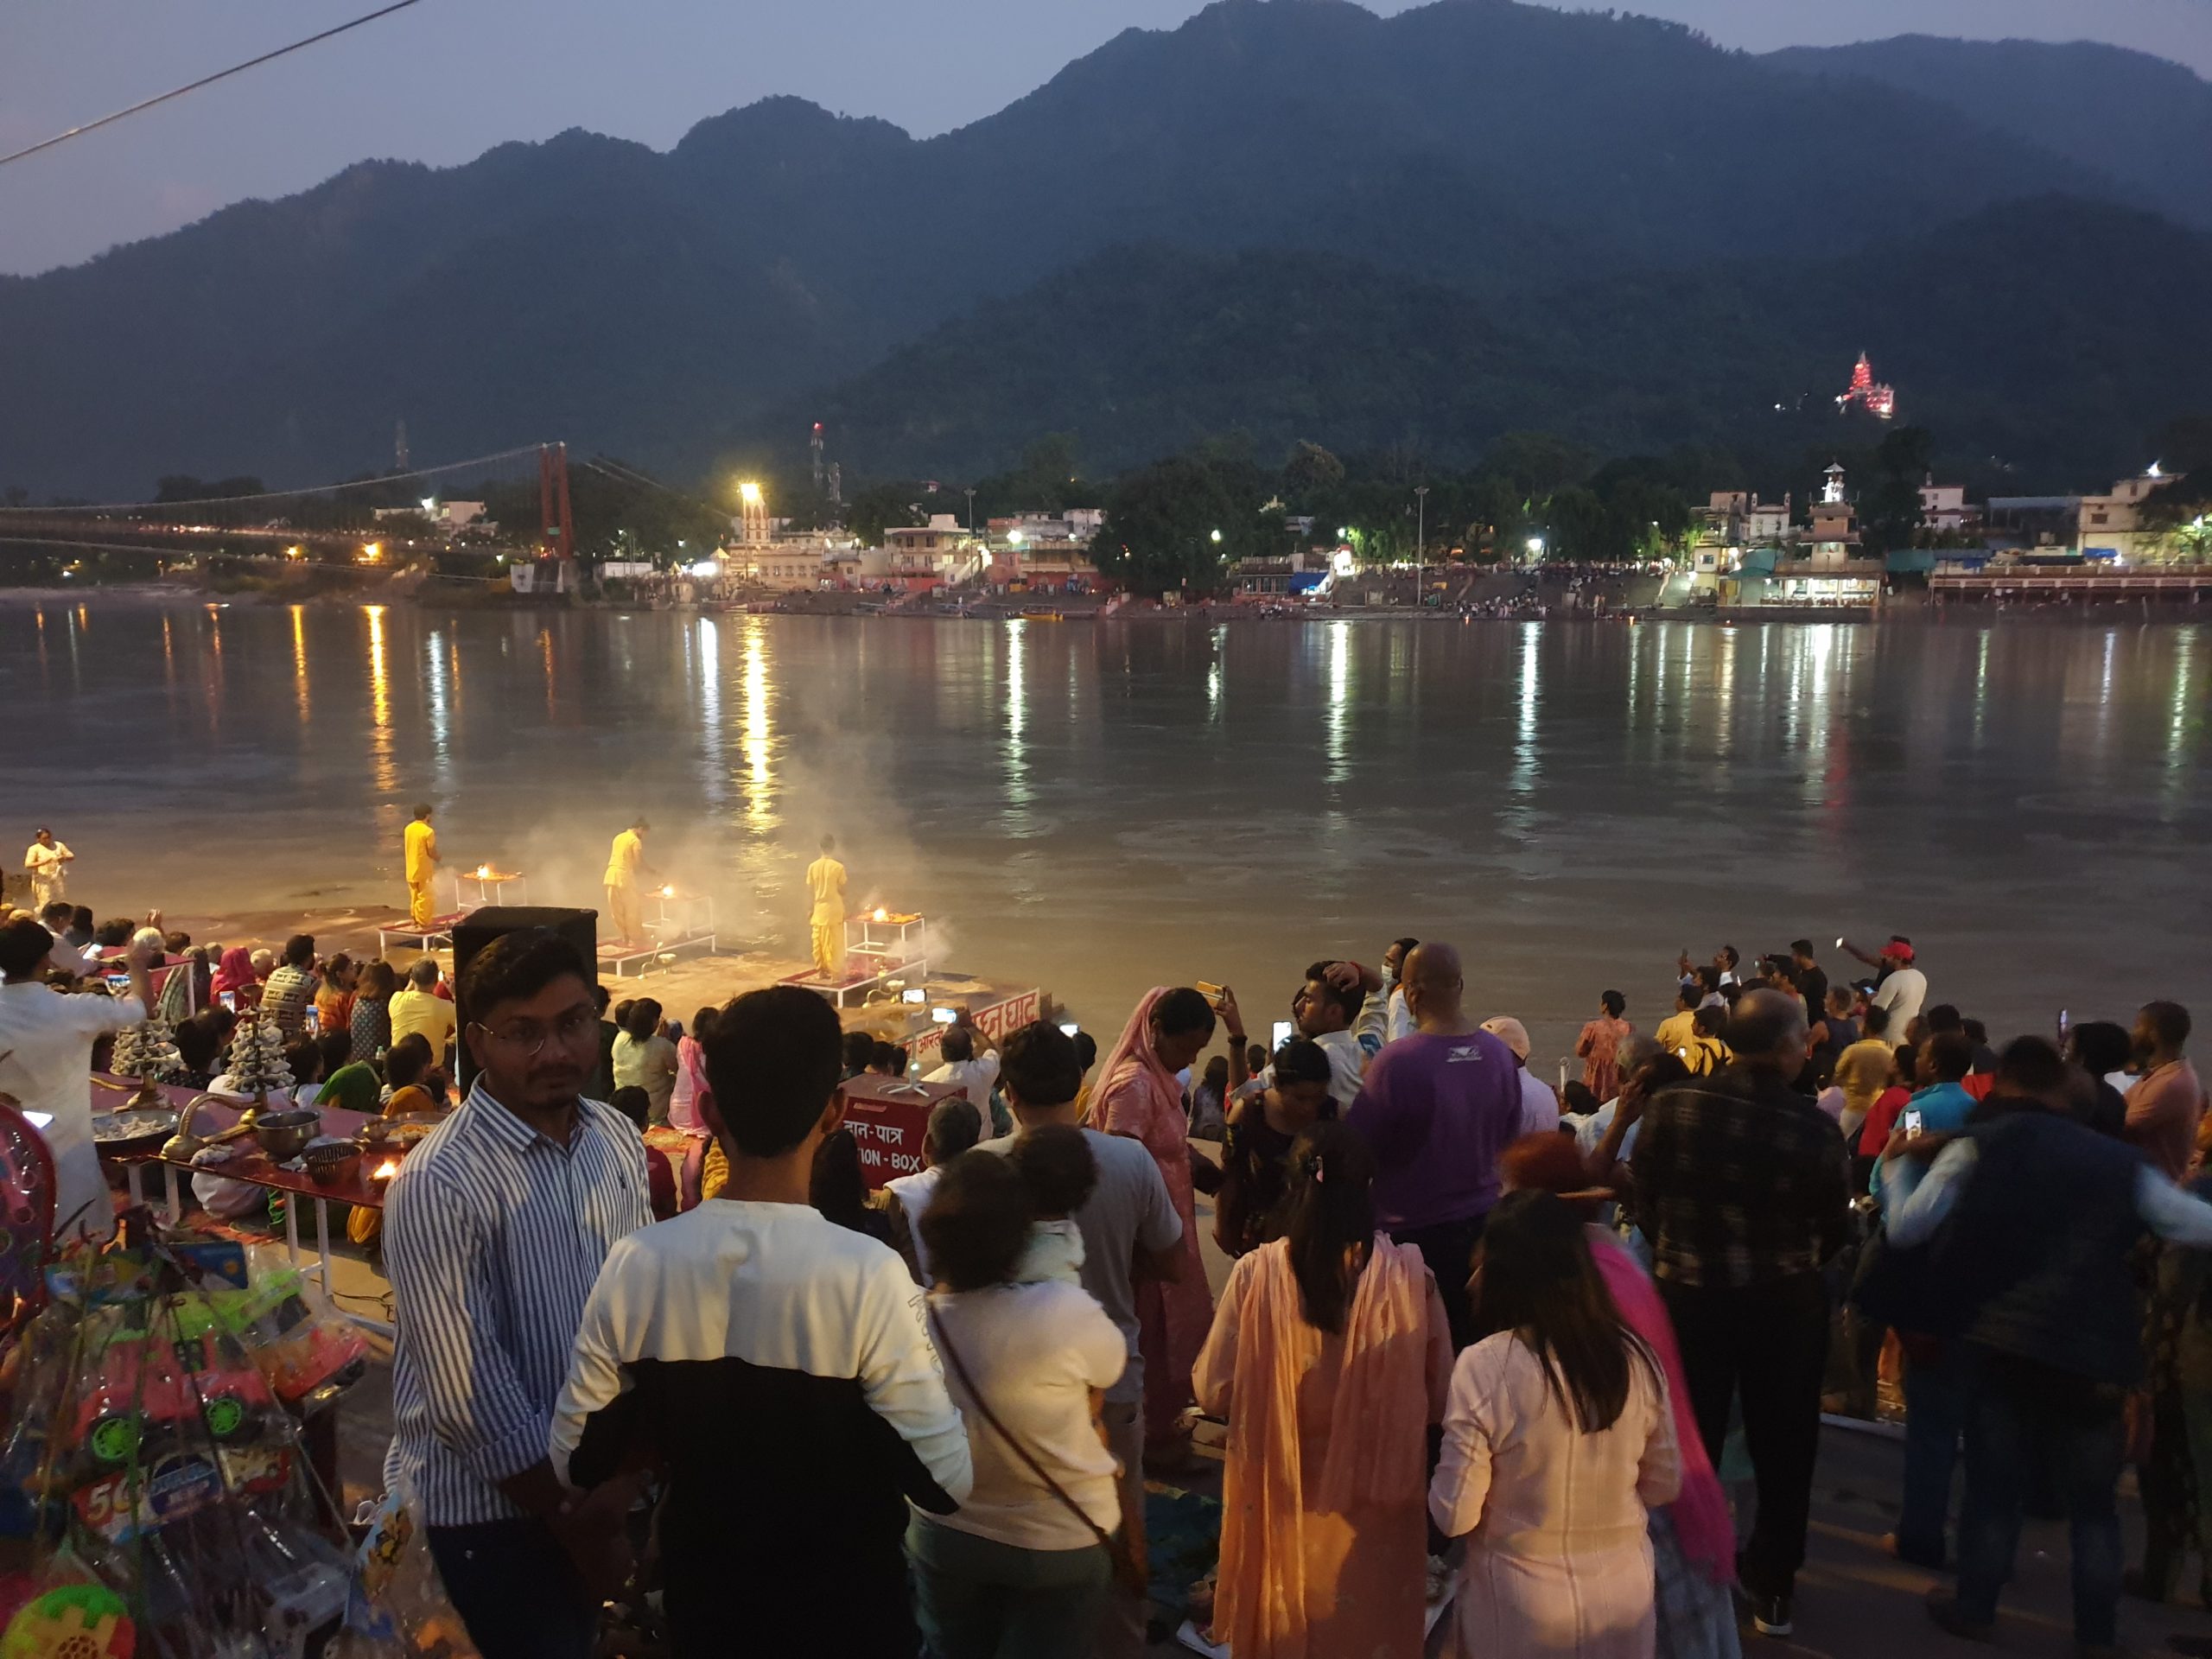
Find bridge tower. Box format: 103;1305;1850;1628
538;442;575;587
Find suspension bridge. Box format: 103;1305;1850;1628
0;442;674;576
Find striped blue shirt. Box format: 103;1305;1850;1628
384;1080;653;1526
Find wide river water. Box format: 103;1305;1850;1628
3;602;2207;1077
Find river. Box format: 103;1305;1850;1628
3;602;2207;1077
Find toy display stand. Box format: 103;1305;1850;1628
783;909;928;1007
0;1225;365;1657
453;866;527;910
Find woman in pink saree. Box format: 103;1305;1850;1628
1194;1122;1452;1659
1092;985;1219;1459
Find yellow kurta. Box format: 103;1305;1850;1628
804;855;847;977
403;820;438;927
604;830;644;890
604;830;645;942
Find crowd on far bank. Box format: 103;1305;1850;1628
5;849;2210;1659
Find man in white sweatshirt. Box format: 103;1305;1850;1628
552;984;969;1659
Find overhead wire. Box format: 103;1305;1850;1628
576;457;730;520
0;0;426;170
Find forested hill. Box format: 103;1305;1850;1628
1768;35;2212;232
2;0;2206;498
785;198;2212;488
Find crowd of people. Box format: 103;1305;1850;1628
0;899;728;1236
4;875;2210;1659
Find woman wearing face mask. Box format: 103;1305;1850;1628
1215;1038;1336;1258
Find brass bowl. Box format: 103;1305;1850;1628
252;1109;321;1162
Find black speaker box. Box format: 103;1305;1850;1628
450;906;599;1091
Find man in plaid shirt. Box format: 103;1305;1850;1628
1631;988;1851;1639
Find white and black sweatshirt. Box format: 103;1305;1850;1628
551;1198;973;1657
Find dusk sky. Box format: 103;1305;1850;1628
3;0;2209;277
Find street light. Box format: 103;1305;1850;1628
1525;535;1544;567
1414;485;1429;608
1210;528;1223;543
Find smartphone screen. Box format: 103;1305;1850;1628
1901;1109;1924;1136
302;1007;320;1035
219;990;236;1012
1270;1019;1294;1052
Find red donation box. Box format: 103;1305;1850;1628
840;1077;968;1191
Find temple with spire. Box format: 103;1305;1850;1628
1836;352;1897;420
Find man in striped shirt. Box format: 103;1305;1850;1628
384;927;652;1659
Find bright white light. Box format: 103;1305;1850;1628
1210;529;1223;543
1008;530;1025;545
688;559;720;578
1526;536;1544;555
738;480;763;505
1332;548;1356;577
420;497;436;512
2148;461;2164;479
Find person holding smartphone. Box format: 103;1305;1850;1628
924;1008;1004;1138
1864;1033;1978;1205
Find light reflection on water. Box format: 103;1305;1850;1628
2;607;2207;1067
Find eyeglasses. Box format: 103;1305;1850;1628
469;1007;599;1058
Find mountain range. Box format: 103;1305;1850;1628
3;0;2208;500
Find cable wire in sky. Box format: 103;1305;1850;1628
0;0;424;170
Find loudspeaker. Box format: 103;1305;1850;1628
450;906;599;1093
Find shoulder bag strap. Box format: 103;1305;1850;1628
927;1304;1130;1566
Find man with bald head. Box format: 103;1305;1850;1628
1630;986;1851;1638
1345;943;1522;1348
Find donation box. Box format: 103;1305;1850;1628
840;1077;970;1190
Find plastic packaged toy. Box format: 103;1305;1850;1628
0;1228;353;1656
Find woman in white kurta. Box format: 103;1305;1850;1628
1430;1190;1681;1659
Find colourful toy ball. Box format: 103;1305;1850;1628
0;1582;135;1658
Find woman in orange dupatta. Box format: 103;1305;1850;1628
1092;986;1219;1459
1194;1122;1452;1659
